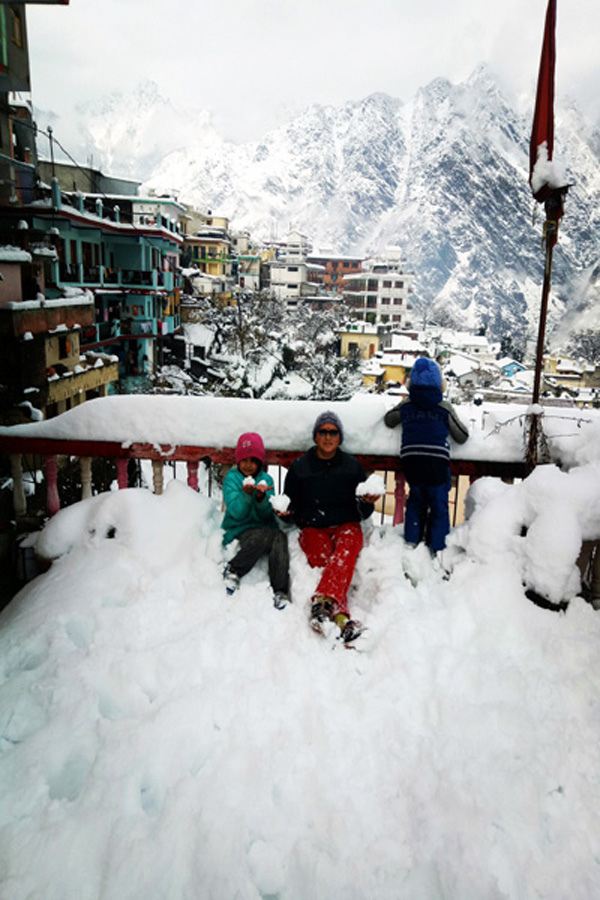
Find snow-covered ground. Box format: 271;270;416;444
2;395;600;898
1;462;600;897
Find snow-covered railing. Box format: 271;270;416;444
1;434;524;525
2;394;599;523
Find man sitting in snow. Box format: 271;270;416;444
384;357;469;557
276;411;380;643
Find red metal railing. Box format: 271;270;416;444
2;435;528;526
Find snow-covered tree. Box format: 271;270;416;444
154;293;363;401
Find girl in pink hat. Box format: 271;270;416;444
222;432;289;608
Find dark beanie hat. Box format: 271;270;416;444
313;410;344;444
409;357;442;389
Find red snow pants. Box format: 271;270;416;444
299;522;363;617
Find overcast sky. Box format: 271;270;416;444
26;0;600;143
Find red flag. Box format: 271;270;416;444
529;0;557;202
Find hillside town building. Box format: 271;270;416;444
343;250;414;327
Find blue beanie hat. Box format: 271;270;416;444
313;410;344;444
409;357;442;389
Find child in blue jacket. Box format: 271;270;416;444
384;357;469;553
222;432;289;608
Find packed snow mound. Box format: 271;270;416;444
1;473;600;899
451;463;600;603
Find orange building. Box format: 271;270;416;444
306;254;363;294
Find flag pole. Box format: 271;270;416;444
526;189;566;468
526;0;568;470
531;191;564;407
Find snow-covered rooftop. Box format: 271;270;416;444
0;245;32;264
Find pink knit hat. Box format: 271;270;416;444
235;432;266;464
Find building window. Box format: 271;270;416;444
58;335;70;358
395;281;404;289
383;280;392;288
381;297;391;305
393;298;402;305
10;7;23;48
0;9;7;75
367;298;377;309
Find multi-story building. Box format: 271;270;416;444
231;231;261;293
183;224;231;278
278;229;311;263
0;170;183;387
0;244;118;422
264;230;320;306
269;260;312;306
343;250;414;327
0;4;39;208
307;253;363;294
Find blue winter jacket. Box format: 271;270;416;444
384;385;468;485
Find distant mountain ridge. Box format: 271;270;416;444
37;70;600;345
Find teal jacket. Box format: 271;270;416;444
221;466;278;545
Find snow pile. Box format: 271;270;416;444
1;469;600;899
2;394;600;467
451;463;600;604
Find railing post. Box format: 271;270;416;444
152;459;164;495
187;460;199;492
9;453;27;519
80;457;92;499
393;471;406;526
116;458;128;490
46;455;60;517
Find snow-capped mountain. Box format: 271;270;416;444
38;71;600;343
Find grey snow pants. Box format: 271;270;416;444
229;526;289;593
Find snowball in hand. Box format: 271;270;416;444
270;493;291;513
243;476;256;487
356;474;385;497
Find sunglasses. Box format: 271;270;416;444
317;428;339;437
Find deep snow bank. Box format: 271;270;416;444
1;472;600;899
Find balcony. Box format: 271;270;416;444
83;266;101;284
0;395;552;530
121;269;154;287
54;267;176;291
59;263;80;283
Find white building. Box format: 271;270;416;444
132;196;187;233
279;230;312;263
343;249;414;327
269;260;310;305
